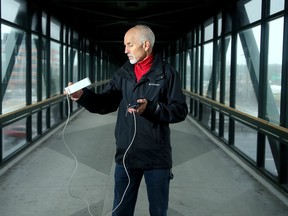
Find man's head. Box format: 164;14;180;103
124;25;155;64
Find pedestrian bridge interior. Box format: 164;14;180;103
1;0;288;215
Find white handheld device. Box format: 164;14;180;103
64;77;92;95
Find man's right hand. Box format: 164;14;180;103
64;82;84;101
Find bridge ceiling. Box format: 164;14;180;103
29;0;238;64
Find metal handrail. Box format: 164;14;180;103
0;79;110;126
183;89;288;144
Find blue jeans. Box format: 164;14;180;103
112;163;172;216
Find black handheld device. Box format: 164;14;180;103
128;102;140;109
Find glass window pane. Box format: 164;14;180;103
2;25;26;114
51;103;61;126
50;41;61;96
216;40;221;102
63;45;67;89
51;18;60;40
197;48;201;93
42;110;47;132
72;32;79;47
203;42;213;98
72;48;78;82
94;55;98;82
31;112;39;139
2;119;26;158
204;19;213;41
199;27;201;44
1;0;26;26
217;14;222;36
192;47;197;92
201;104;211;128
175;52;180;73
193;29;197;46
31;34;38;103
265;136;277;177
186;31;192;49
42;38;47;99
225;36;232;106
223;11;232;34
65;27;71;44
267;18;283;124
85;53;90;78
42;12;47;35
215;110;220;134
185;50;191;90
235;26;260;117
237;0;262;27
223;115;229;141
234;121;257;162
270;0;284;15
31;5;39;32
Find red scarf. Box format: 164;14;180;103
134;54;153;82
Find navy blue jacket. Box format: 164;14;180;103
77;53;188;169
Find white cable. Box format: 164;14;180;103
105;110;137;216
62;94;93;216
62;95;137;216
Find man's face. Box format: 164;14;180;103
124;29;147;64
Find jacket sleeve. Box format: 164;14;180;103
76;79;122;114
141;64;188;123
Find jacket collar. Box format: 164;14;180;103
134;54;154;82
122;53;165;80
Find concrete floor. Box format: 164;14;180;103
0;109;288;216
